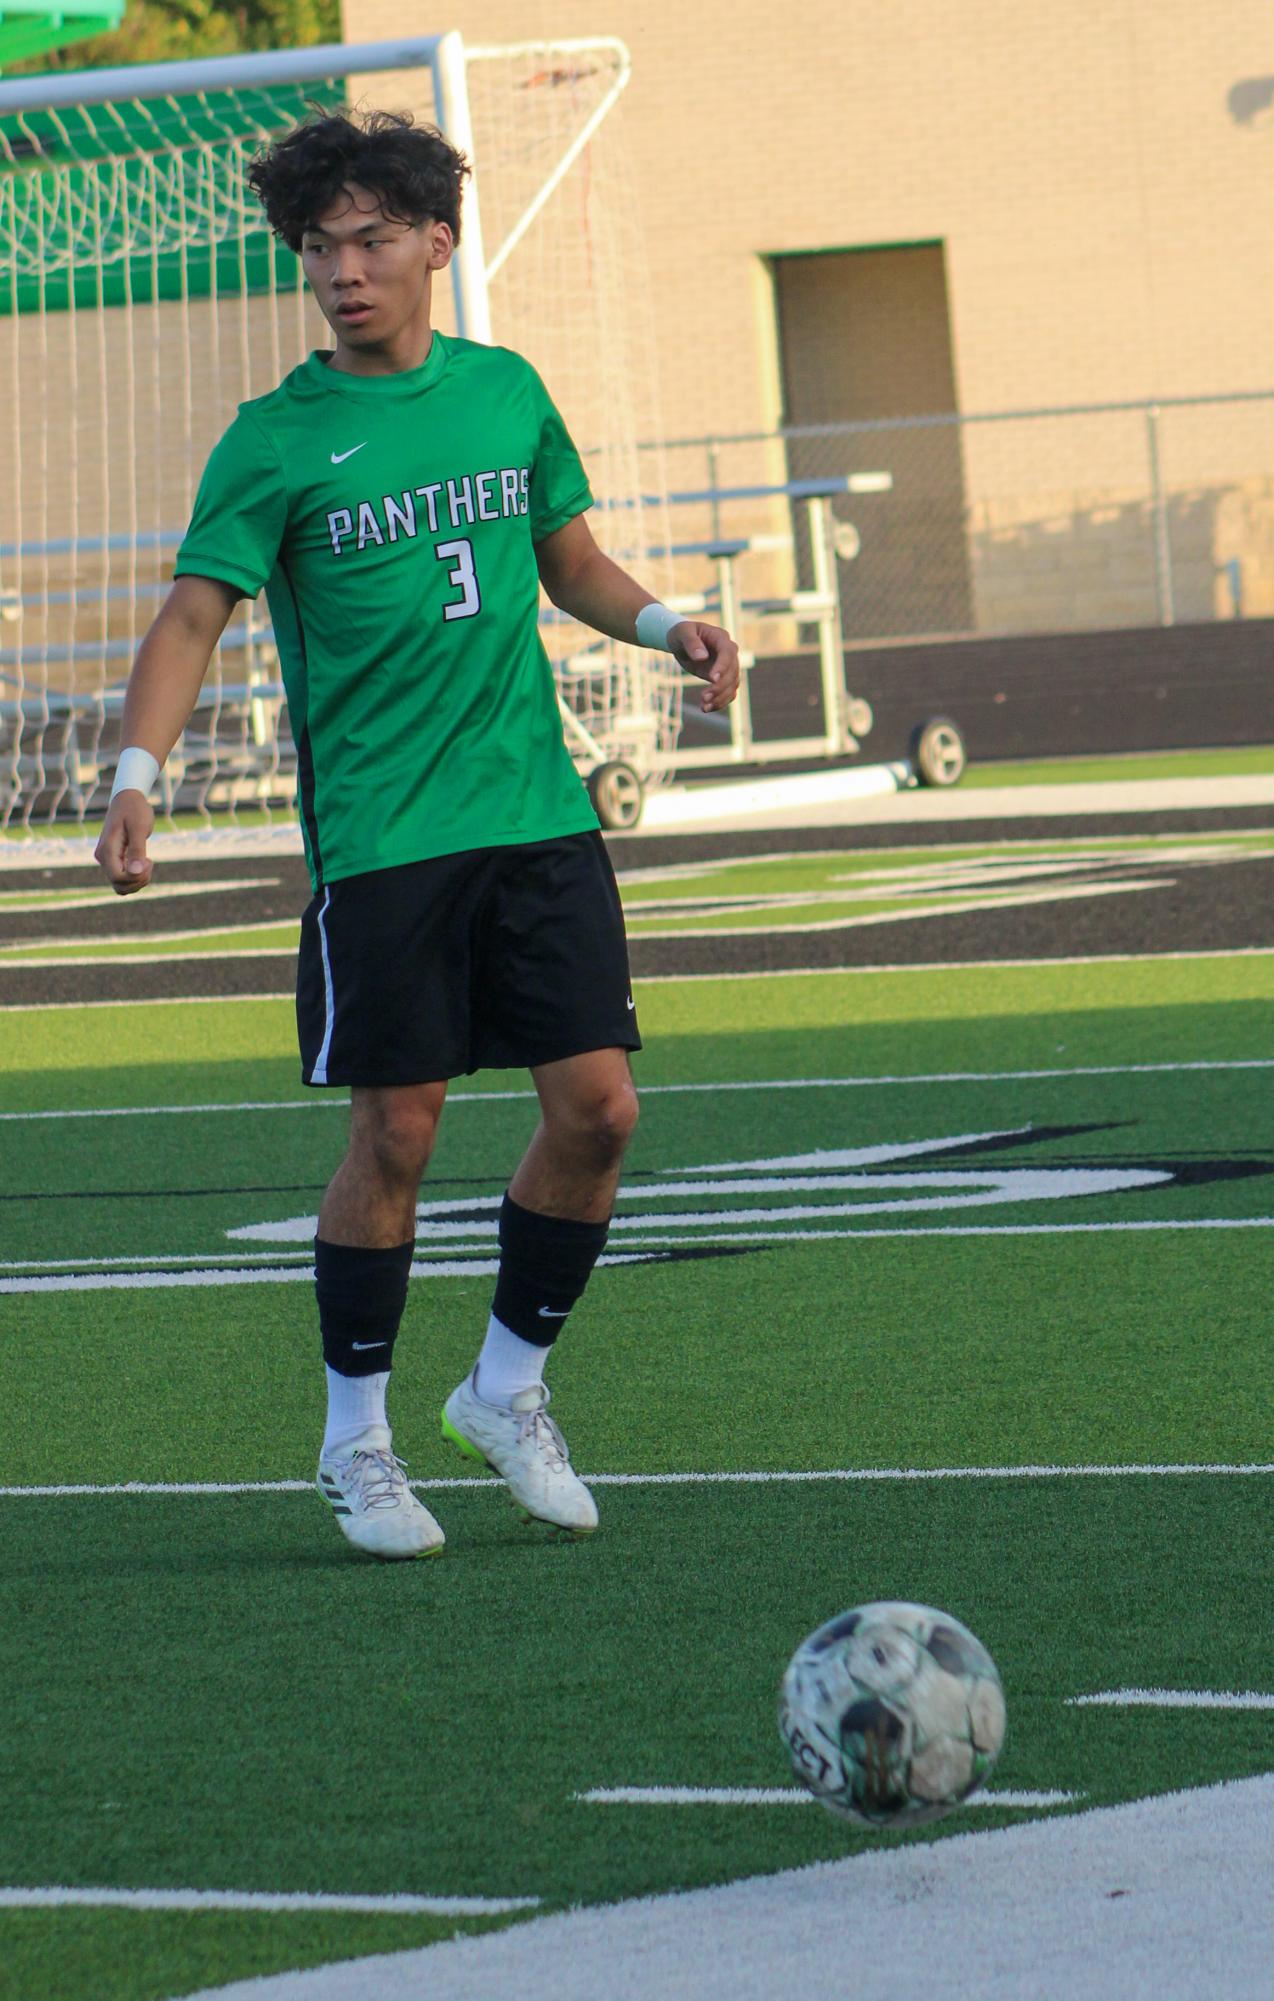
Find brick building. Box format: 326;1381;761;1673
343;0;1274;638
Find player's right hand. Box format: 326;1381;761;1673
94;792;155;895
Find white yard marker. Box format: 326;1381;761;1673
2;1058;1272;1122
0;1886;537;1916
2;1464;1270;1501
575;1788;1081;1809
1068;1688;1274;1710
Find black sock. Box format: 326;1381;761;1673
315;1237;413;1377
490;1194;610;1347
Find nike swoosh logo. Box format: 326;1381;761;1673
537;1307;570;1319
350;1339;387;1349
626;996;636;1010
330;443;367;464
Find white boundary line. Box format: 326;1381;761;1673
5;1217;1268;1290
0;946;1270;1010
3;1464;1270;1499
2;1057;1272;1122
0;1886;537;1915
575;1787;1082;1809
1067;1688;1274;1710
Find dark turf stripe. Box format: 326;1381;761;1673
3;855;1272;1003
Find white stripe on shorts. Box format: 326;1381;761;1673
311;887;336;1085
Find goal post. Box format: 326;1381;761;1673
0;32;676;831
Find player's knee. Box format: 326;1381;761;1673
353;1095;439;1187
605;1081;640;1153
560;1079;638;1166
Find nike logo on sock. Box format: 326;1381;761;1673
537;1307;570;1319
350;1340;388;1350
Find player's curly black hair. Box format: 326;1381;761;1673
246;108;469;252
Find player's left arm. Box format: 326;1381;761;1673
535;513;740;714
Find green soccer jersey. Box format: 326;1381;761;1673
175;333;600;887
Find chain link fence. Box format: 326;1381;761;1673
652;391;1274;653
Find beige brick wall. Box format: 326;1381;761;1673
344;0;1274;427
7;1;1273;696
338;0;1274;638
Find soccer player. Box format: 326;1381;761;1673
93;110;739;1560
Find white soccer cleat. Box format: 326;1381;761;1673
316;1437;446;1561
440;1374;599;1536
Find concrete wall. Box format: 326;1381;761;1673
340;0;1274;639
344;0;1274;411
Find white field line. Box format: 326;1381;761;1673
0;878;279;916
0;1252;670;1292
624;879;1168;941
3;1464;1270;1500
558;1218;1274;1244
1067;1689;1274;1711
0;948;298;968
0;992;299;1011
4;1218;1272;1292
0;1252;316;1272
0;917;297;955
0;1261;503;1293
2;1057;1272;1122
575;1788;1082;1809
1;947;1271;1013
0;1250;650;1274
0;1886;537;1916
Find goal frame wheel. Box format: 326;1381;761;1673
587;759;644;829
909;716;967;788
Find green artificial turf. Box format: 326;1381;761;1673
2;949;1272;2000
2;1479;1269;2001
961;744;1274;786
0;1910;511;2001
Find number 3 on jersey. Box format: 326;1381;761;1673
435;537;481;621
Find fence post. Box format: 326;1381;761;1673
1145;404;1175;626
807;495;851;753
706;438;722;546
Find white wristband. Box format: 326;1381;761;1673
110;746;161;801
634;602;687;653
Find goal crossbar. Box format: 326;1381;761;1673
0;31;677;829
0;34;492;342
0;37;443;112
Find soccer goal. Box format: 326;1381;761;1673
0;33;677;832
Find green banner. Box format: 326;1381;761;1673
0;77;341;315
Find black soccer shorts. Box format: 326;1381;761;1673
296;831;641;1087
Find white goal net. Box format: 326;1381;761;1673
0;34;676;831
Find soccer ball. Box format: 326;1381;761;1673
778;1600;1006;1828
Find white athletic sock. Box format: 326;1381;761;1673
474;1314;547;1407
322;1367;391;1458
